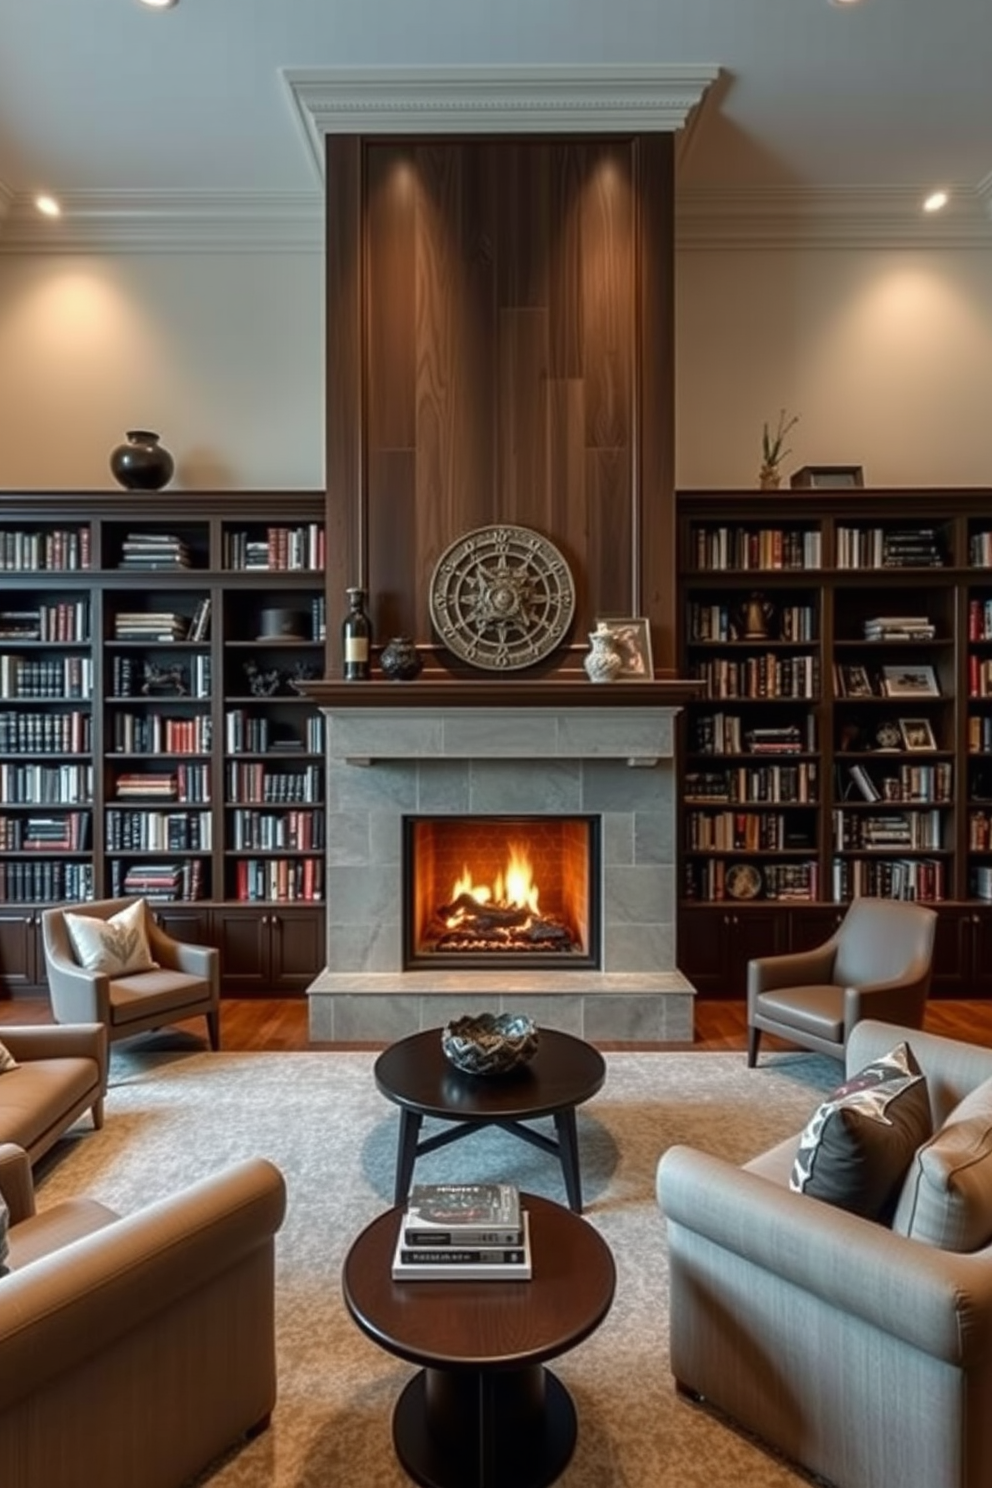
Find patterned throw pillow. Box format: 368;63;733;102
64;899;159;977
790;1042;931;1221
0;1041;17;1074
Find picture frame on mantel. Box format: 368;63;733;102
596;617;654;679
790;465;865;489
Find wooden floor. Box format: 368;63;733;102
4;995;992;1052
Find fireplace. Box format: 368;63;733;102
404;815;601;970
305;690;697;1044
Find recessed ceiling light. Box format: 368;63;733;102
137;0;179;9
830;0;863;7
923;190;949;213
35;194;61;218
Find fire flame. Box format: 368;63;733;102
448;842;540;924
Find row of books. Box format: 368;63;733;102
0;710;92;754
0;860;94;902
232;856;323;902
686;602;816;644
685;809;801;852
112;859;206;901
692;654;819;701
391;1183;532;1282
832;808;944;850
0;762;93;803
223;525;326;572
226;761;322;803
0;655;93;699
228;808;325;851
104;808;212;852
836;526;947;569
0;811;91;852
0;527;90;571
682;858;819;902
109;712;212;755
0;601;90;643
690;524;821;572
831;858;945;902
683;761;818;803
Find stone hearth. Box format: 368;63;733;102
307;687;695;1043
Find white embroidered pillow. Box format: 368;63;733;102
64;900;158;977
0;1041;17;1074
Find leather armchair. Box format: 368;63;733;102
747;896;936;1066
0;1142;286;1488
41;896;220;1050
0;1024;106;1162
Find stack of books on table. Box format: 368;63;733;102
391;1182;532;1281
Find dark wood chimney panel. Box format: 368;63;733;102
325;132;675;675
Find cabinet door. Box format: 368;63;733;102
151;907;213;947
930;907;976;999
730;907;791;997
788;906;845;955
969;909;992;999
268;907;325;992
0;909;42;992
677;907;727;998
212;908;271;992
678;904;790;998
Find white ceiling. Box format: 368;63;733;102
1;0;990;249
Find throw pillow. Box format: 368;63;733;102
0;1040;17;1074
790;1042;932;1221
64;899;158;977
892;1075;992;1251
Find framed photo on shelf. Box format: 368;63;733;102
838;663;873;697
880;663;940;698
790;465;865;489
595;616;654;679
899;717;938;751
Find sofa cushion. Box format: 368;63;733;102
0;1059;101;1154
892;1075;992;1250
64;898;158;977
0;1040;17;1074
790;1041;931;1219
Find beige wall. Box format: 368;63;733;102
0;242;990;491
675;246;992;489
0;252;323;490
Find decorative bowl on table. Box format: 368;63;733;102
441;1013;540;1076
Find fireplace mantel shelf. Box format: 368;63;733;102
298;676;702;709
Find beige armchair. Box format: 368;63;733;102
0;1024;106;1162
0;1142;286;1488
41;895;220;1050
747;896;936;1066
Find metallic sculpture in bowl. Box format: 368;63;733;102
441;1013;540;1076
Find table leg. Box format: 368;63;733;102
554;1106;583;1213
393;1365;576;1488
394;1108;424;1205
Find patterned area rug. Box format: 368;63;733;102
35;1042;839;1487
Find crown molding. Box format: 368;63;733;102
0;189;323;254
281;63;721;182
676;184;992;248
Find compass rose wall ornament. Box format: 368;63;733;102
428;524;577;672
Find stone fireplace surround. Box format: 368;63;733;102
306;681;695;1044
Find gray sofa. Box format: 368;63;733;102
0;1024;106;1162
657;1020;992;1488
0;1142;286;1488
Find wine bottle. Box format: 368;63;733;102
342;586;372;681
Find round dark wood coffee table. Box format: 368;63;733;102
342;1192;616;1488
374;1026;606;1213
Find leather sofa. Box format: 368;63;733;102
0;1024;106;1162
657;1020;992;1488
0;1142;287;1488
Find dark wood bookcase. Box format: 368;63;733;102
676;488;992;999
0;491;327;997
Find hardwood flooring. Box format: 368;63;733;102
4;995;992;1052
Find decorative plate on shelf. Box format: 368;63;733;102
725;863;763;901
428;524;576;671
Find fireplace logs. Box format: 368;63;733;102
430;890;576;953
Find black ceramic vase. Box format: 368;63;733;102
109;430;175;491
379;636;423;681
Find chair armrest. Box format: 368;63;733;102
0;1023;107;1093
146;921;218;984
0;1143;35;1224
748;939;837;998
657;1144;992;1368
845;967;931;1028
0;1157;286;1410
43;946;111;1025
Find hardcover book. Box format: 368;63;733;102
403;1182;522;1246
392;1211;532;1281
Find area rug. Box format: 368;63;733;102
35;1045;840;1488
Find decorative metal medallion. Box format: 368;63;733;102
429;524;576;671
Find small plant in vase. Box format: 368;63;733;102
760;408;799;489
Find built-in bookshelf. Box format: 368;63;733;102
677;489;992;998
0;492;328;995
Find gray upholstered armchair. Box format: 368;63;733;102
747;896;936;1066
41;896;220;1050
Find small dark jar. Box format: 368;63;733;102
109;430;175;491
379;636;423;681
